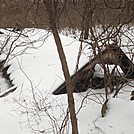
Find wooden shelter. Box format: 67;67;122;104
53;43;134;95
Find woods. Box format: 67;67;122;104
0;0;134;28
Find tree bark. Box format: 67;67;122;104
83;0;92;39
43;1;79;134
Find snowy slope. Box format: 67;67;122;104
0;28;134;134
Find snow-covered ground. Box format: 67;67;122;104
0;28;134;134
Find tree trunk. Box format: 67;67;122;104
43;1;79;134
84;0;92;39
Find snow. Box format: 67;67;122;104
0;28;134;134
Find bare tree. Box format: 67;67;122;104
43;0;79;134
